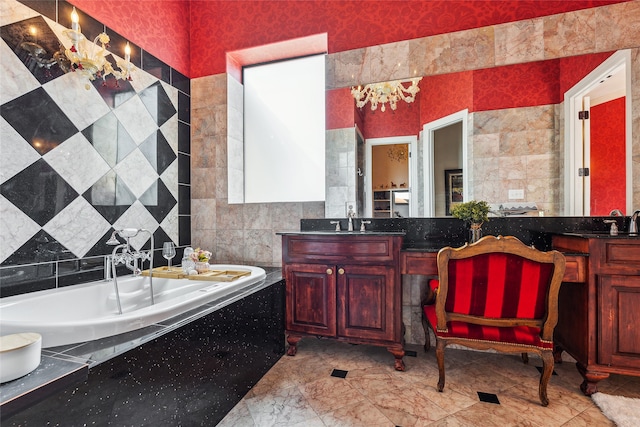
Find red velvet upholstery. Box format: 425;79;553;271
421;235;566;406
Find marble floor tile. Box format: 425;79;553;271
222;343;639;426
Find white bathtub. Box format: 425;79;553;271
0;265;266;348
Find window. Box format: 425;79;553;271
243;54;325;203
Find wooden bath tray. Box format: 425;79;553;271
188;269;251;282
141;267;187;279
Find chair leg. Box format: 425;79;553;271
538;351;554;406
521;352;529;364
436;339;446;392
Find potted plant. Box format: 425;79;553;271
450;200;490;243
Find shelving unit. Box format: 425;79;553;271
373;189;410;218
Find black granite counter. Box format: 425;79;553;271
1;268;284;424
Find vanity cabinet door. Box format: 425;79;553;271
336;264;397;342
284;263;337;337
598;274;640;369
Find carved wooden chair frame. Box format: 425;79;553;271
422;235;566;406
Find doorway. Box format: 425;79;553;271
423;110;469;217
364;136;417;217
565;50;632;216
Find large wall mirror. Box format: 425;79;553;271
328;48;636;218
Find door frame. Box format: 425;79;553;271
364;135;417;217
564;49;632;216
422;109;469;217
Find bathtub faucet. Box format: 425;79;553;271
105;228;155;313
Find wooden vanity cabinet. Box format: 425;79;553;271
552;235;640;395
282;233;405;371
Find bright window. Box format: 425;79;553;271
243;54;326;203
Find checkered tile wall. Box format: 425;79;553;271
0;0;190;296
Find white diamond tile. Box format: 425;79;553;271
159;204;179;245
43;132;111;194
43;72;111;131
0;117;40;184
129;67;158;94
0;40;41;105
1;0;39;26
0;195;40;263
160;80;179;111
43;197;111;258
160;114;178;153
43;15;73;52
160;159;179;200
113;148;158;198
113;201;158;251
113;95;157;144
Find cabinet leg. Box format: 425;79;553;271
286;333;302;356
387;345;405;371
576;362;609;396
553;344;564;364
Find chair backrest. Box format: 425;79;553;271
434;235;566;340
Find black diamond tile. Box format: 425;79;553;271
139;130;177;175
330;369;348;378
1;87;78;155
535;366;558;375
16;1;57;21
140;179;177;223
82;112;136;167
1;158;78;226
1;16;67;84
105;29;141;71
153;227;173;253
477;391;500;404
83;170;136;223
140;81;177;127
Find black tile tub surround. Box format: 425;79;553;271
301;216;625;250
5;279;286;426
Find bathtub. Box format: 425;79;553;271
0;265;266;348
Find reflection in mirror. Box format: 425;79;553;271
334;50;633;218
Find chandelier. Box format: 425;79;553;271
351;77;422;112
63;7;134;84
387;145;408;162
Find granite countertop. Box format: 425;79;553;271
277;231;406;236
0;268;283;422
561;232;640;239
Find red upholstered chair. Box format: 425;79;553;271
422;235;565;406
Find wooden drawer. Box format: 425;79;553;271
282;235;401;265
400;251;438;275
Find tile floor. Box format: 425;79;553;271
219;338;640;426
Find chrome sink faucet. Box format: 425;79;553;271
347;205;356;232
630;210;640;234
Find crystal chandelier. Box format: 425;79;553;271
63;7;134;84
351;77;422;112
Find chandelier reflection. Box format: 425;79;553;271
387;144;408;162
351;78;422;112
63;7;134;84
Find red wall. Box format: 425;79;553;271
590;97;626;215
67;0;629;78
68;0;191;77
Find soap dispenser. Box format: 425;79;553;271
604;220;618;236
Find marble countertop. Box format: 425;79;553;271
561;232;640;239
0;268;283;422
277;230;406;236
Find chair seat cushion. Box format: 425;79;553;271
423;305;553;350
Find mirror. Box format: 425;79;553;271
327;49;635;218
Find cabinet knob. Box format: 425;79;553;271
326;268;333;275
338;268;345;275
